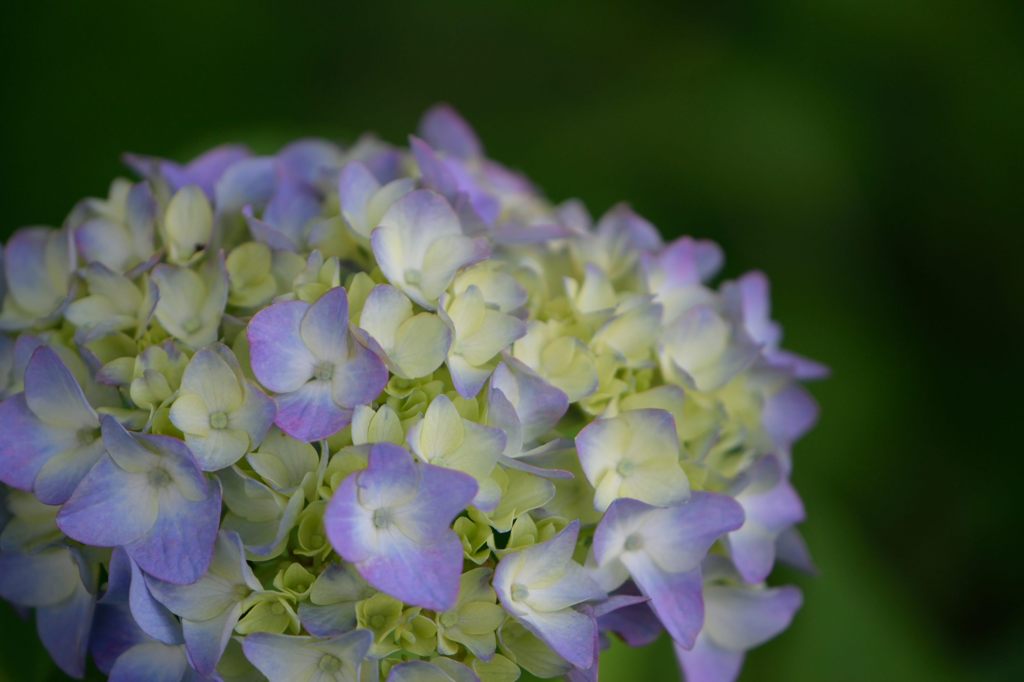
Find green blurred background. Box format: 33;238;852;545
2;1;1021;679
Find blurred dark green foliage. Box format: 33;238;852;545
1;1;1021;680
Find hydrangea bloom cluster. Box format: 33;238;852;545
0;105;825;682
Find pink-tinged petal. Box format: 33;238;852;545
248;300;317;393
622;555;704;649
242;630;373;682
0;394;76;491
24;346;97;431
214;157;276;214
108;642;189;682
419;104;483;160
33;437;107;505
490;360;569;446
274;381;351;442
127;479;222;585
703;585;802;651
675;635;745;682
37;579;95;679
57;455;158;546
763;384;820;451
300;287;350;362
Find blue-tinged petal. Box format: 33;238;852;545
519;608;596;671
24;346;97;430
275;381;351;442
34;436;107;506
248;300;317;393
129;557;182;645
230;385;276;445
109;642;190;682
674;636;744;682
215;157;276;215
242;630;373;682
702;584;802;651
183;602;243;675
397;460;479;542
0;547;79;606
597;586;662;647
37;577;95;678
299;287;349;361
127;478;221;585
101;415;162;473
338;161;380;237
0;393;75;491
90;601;148;675
763;383;819;452
489;360;568;447
2;227;70;322
419;104;483;160
359;528;465;612
331;337;388;408
388;659;480;682
621;555;704;649
57;455;158;546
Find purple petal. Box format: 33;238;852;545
419;104;483;160
263;181;322;245
338;161;379;231
775;527;817;575
182;604;243;674
0;547;80;607
388;659;480;682
127;476;221;585
2;228;69;318
0;394;75;491
34;436;107;506
299;287;349;361
57;455;159;547
109;642;189;682
332;339;388;409
37;580;95;679
214;157;276;215
597;584;663;647
763;384;819;451
274;381;352;441
490;359;569;445
675;636;745;682
703;584;802;650
24;346;97;430
622;556;704;649
410;137;461;198
129;557;182;645
248;300;317;393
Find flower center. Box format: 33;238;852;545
270;603;285;615
624;533;644;551
404;268;422;285
440;611;459;628
370;614;387;629
76;427;95;446
616;460;635;477
209;411;229;430
372;507;393;529
314;361;334;382
510;583;530;601
182;317;202;334
147;468;172;489
319;655;342;673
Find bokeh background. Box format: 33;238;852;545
2;1;1021;680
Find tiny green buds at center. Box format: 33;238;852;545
404;268;422;285
510;583;530;601
624;532;644;551
209;411;229;430
372;507;393;529
147;468;172;489
313;361;334;382
182;316;202;334
318;655;342;673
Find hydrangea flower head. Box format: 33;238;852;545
0;104;824;681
